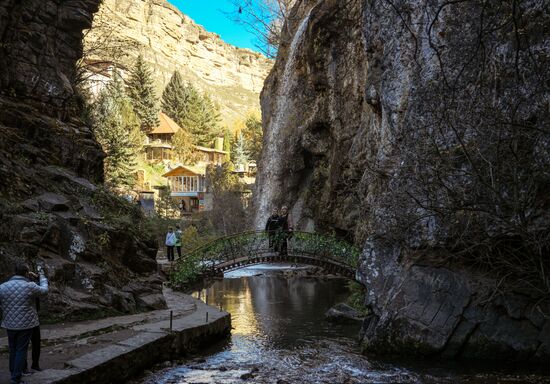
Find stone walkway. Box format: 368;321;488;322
0;288;230;384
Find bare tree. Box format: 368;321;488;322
75;3;139;89
228;0;295;57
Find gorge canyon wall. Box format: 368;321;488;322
0;0;164;322
84;0;273;122
256;0;550;361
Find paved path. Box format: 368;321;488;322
0;288;230;384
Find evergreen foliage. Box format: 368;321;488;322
232;132;249;168
161;71;188;127
162;71;198;164
182;84;222;146
127;54;160;132
161;74;222;148
242;113;263;162
92;72;143;190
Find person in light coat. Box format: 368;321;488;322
0;263;48;384
165;227;177;262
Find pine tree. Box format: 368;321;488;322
127;54;159;132
232;132;249;169
92;72;141;190
182;84;222;146
161;71;188;127
242;113;263;162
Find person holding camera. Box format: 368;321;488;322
0;263;48;384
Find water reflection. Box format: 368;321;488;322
194;266;354;349
141;265;550;384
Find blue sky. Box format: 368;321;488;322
168;0;261;53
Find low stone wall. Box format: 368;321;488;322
27;306;231;384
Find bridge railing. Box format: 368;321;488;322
170;230;361;286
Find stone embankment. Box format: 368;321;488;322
0;289;230;384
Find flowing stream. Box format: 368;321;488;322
139;265;550;384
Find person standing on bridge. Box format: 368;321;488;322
265;207;280;251
276;205;293;257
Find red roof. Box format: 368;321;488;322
149;112;181;134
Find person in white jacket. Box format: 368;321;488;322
165;227;177;262
0;263;48;384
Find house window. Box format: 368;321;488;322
171;176;202;192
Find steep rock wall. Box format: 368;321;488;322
0;0;165;322
256;0;549;361
84;0;273;121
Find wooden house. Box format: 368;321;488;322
195;146;227;166
162;165;209;213
144;112;181;161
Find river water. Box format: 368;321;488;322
140;265;550;384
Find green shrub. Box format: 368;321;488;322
345;281;369;315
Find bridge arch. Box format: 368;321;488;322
170;231;361;286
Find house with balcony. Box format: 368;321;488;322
144;112;181;161
144;114;228;164
162;165;211;213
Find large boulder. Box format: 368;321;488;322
325;303;365;324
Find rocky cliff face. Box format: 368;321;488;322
84;0;273;121
256;0;549;361
0;0;165;322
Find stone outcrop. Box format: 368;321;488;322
0;0;165;322
0;0;100;110
358;239;550;361
256;0;549;361
84;0;273;121
325;303;364;324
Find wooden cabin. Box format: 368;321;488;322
195;146;227;165
144;112;181;161
162;165;209;213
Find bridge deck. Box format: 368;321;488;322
170;231;361;284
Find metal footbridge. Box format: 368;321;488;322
170;231;361;286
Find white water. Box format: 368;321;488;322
254;8;314;229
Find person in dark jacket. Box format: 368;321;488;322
265;208;280;251
276;205;293;257
0;263;48;384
